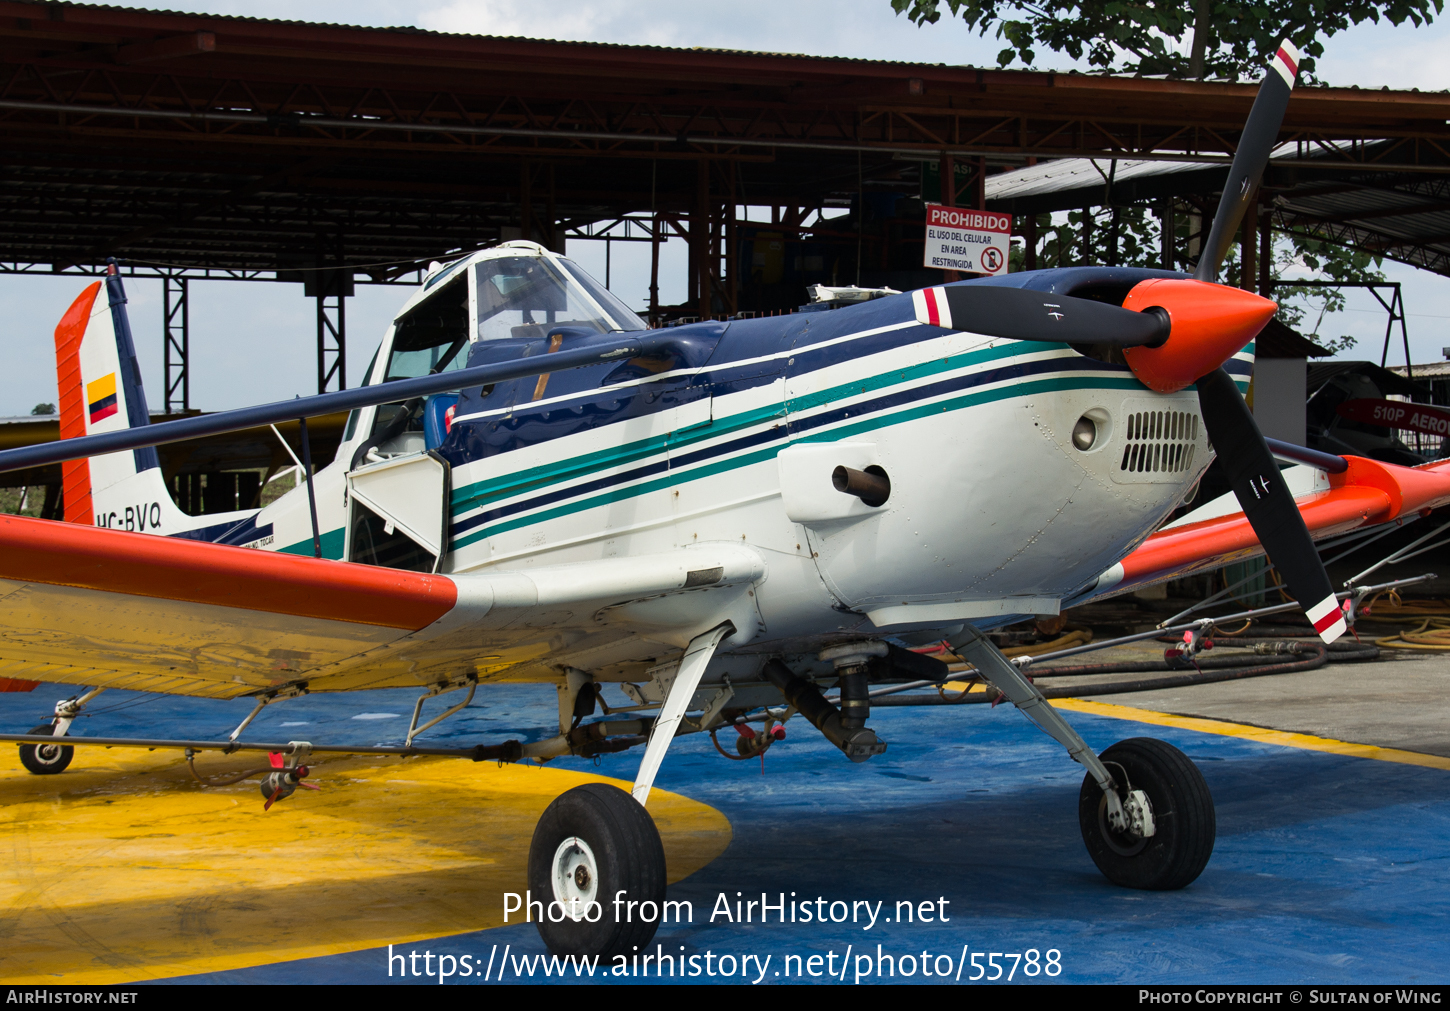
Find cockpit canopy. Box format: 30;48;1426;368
477;255;646;342
378;249;647;386
349;244;649;465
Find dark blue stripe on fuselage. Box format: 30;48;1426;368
210;514;273;546
435;269;1241;537
168;515;268;543
447;349;1125;538
437;312;809;472
784;352;1123;441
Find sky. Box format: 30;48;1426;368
2;0;1449;416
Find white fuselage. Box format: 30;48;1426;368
244;246;1231;681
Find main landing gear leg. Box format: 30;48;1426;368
18;687;106;775
953;626;1215;890
526;622;733;959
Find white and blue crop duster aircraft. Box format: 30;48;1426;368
3;41;1448;960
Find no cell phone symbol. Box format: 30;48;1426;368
982;247;1003;272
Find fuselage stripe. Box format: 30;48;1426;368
450;339;1098;518
449;367;1155;549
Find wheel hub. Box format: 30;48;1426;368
1097;792;1151;856
550;835;599;922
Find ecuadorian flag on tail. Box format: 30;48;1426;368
86;372;118;426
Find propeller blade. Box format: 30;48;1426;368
1196;367;1345;642
914;284;1170;348
1195;41;1301;283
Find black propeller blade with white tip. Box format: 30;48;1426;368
1195;42;1301;285
1185;41;1345;641
917;284;1170;348
1196;369;1344;640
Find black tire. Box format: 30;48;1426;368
19;724;73;776
527;783;667;959
1079;737;1214;891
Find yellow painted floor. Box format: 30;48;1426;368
1056;697;1450;771
0;748;731;984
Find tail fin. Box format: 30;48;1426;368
53;264;253;536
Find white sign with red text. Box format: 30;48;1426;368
924;204;1011;275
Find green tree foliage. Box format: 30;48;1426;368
1268;235;1385;354
30;403;54;416
0;486;45;517
890;0;1441;81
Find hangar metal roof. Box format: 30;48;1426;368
4;0;1450;284
986;141;1450;278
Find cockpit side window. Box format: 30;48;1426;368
385;275;469;382
362;275;469;453
341;346;381;443
475;255;646;341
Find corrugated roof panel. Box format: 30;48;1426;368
13;0;988;69
986;157;1204;201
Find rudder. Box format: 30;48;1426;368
53;263;254;536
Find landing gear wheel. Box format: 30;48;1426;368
527;783;667;959
1079;737;1214;890
18;724;73;776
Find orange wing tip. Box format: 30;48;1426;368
1307;595;1347;644
0;513;458;631
1331;456;1450;522
1121;279;1277;394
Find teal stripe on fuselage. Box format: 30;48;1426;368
449;400;786;515
449;340;1078;522
793;373;1148;446
280;527;345;559
449;369;1153;550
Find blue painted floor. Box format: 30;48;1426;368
4;680;1447;985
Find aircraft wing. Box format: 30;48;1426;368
0;513;764;698
1090;456;1450;601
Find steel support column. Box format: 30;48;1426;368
939;152;959;282
1159;198;1174;270
520;159;532;243
162;276;189;414
315;276;347;394
1376;284;1410;377
725;161;738;314
695;158;710;318
649;212;661;324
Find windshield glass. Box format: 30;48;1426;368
385;275;469;382
475;255;646;341
555;258;647;331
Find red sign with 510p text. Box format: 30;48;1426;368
1336;397;1450;436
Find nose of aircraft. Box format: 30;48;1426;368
1120;278;1278;394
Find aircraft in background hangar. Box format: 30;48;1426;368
1;40;1447;959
